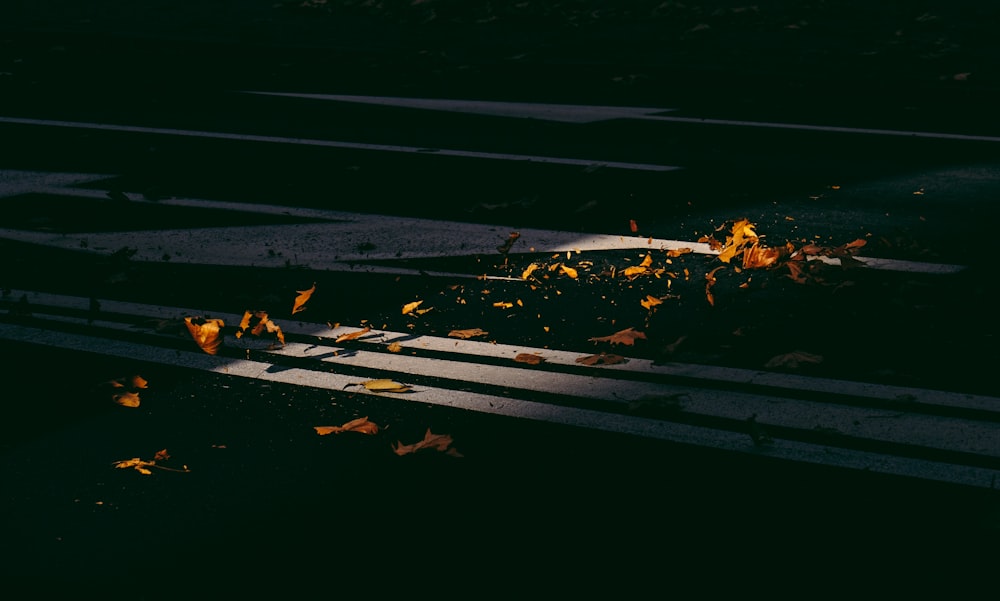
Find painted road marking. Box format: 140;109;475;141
11;288;997;414
0;116;680;172
0;169;114;198
0;183;968;275
3;304;999;490
242;91;676;123
244;92;1000;142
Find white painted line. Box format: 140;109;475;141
643;115;1000;143
239;92;1000;142
241;92;676;124
0;169;115;199
23;308;1000;459
0;116;680;172
11;289;1000;415
2;319;998;489
0;186;966;274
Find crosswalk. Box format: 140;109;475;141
4;288;999;489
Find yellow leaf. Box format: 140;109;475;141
335;325;371;342
640;295;663;310
387;341;403;353
559;264;578;279
492;301;514;309
184;316;225;355
521;263;540;280
347;379;412;393
402;300;423;315
292;282;316;314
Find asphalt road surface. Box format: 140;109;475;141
3;2;1000;594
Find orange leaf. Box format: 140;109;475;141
588;327;647;346
112;390;141;408
184;316;225;355
448;328;489;339
629;219;639;233
314;416;381;436
515;353;545;365
387;341;403;353
335;325;372;343
292;282;316;314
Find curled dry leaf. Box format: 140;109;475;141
314;416;381;436
184;316;225;355
514;353;545;365
575;353;626;366
448;328;489;339
393;428;463;457
521;263;540;280
235;310;285;348
346;379;412;393
335;325;372;343
588;327;647;346
292;282;316;314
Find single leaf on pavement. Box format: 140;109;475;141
292;282;316;314
448;328;489;339
335;325;371;342
514;353;545;365
184;316;225;355
393;428;463;457
588;327;647;346
575;353;626;366
346;379;412;393
314;416;381;436
403;300;432;315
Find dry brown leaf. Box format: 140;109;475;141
588;327;647;346
448;328;489;339
292;282;316;314
575;353;626;366
314;416;381;436
764;350;824;369
184;316;225;355
335;325;371;342
393;428;463;457
515;353;545;365
237;310;285;346
497;231;520;254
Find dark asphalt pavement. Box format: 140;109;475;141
3;2;1000;593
